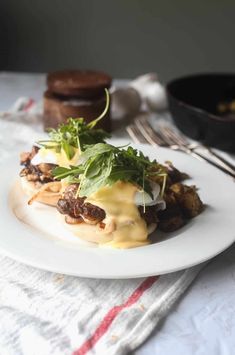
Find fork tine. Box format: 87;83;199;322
160;125;235;176
126;124;149;144
135;117;163;146
160;126;188;146
155;126;175;146
135;117;166;146
128;119;235;178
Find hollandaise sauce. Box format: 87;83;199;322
86;181;149;248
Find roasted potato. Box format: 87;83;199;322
158;191;185;232
170;183;203;218
157;179;203;232
158;215;185;232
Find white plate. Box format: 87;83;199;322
1;143;235;279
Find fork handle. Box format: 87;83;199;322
185;148;235;179
203;147;235;174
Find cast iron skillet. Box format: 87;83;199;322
167;73;235;152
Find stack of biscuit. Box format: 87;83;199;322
43;70;112;131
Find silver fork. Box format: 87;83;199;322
126;115;235;179
158;125;235;175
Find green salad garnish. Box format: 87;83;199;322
52;143;167;198
38;89;110;160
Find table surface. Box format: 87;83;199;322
1;72;235;355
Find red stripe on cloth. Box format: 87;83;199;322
73;276;159;355
23;98;35;112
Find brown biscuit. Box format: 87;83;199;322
43;90;111;131
47;70;112;98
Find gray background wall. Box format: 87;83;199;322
1;0;235;83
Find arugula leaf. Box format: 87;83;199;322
78;143;115;164
79;151;114;196
61;141;75;160
79;171;108;197
52;166;83;179
85;155;104;178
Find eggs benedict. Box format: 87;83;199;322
53;143;167;248
19;89;110;206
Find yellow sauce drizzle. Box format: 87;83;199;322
86;181;149;248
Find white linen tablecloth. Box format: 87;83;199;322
0;72;235;355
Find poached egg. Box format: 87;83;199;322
134;182;166;210
31;146;80;168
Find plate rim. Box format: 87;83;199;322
1;142;235;279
